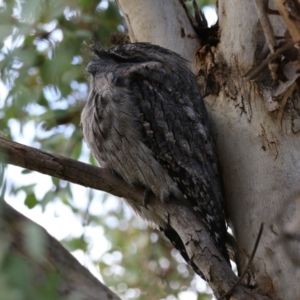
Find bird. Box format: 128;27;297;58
81;42;229;276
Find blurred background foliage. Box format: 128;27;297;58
0;0;216;299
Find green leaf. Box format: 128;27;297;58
24;193;38;208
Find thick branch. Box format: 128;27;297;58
0;137;269;299
0;136;130;199
0;199;121;300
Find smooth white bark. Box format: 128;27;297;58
116;0;200;70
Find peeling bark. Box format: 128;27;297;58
201;1;300;299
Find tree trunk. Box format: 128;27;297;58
115;0;300;299
115;0;200;70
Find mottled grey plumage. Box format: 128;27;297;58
81;43;229;273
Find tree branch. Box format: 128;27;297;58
0;137;268;299
0;199;121;300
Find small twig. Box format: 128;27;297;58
218;223;265;300
178;0;198;29
192;0;207;28
253;0;279;80
244;40;300;80
177;0;219;45
253;0;277;53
